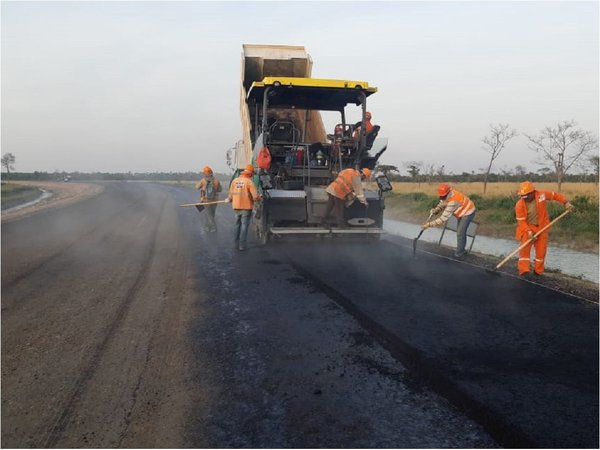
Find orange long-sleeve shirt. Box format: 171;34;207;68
514;190;567;240
228;174;260;210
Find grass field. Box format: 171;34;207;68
381;182;599;253
387;182;599;199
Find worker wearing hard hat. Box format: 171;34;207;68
514;181;574;277
321;167;371;228
195;166;222;233
352;111;375;141
422;183;476;259
227;164;261;251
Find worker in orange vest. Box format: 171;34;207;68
514;181;574;276
422;183;476;259
321;167;371;228
227;164;261;251
352;111;375;141
195;165;222;233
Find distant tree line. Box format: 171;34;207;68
378;166;598;184
1;171;231;182
5;167;594;184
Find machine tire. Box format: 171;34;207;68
255;204;269;245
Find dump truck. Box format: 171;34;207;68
235;44;392;243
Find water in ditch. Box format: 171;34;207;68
3;189;53;213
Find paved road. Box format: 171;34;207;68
2;181;597;448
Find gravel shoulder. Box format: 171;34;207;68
1;181;104;223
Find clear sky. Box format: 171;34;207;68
2;1;598;175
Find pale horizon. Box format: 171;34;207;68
2;1;598;176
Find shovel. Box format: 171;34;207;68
493;209;571;271
413;211;434;257
179;199;229;213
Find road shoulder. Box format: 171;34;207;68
1;181;104;223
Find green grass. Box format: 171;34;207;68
384;191;599;252
1;183;42;210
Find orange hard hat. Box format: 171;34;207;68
437;183;451;197
243;164;254;174
361;168;372;178
202;166;213;175
518;181;535;196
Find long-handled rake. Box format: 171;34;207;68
180;199;229;213
412;211;434;257
492;209;571;272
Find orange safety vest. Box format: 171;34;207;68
353;119;374;140
328;168;360;200
197;177;221;200
228;174;259;210
515;190;567;240
448;189;475;218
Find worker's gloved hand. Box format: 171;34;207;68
201;197;207;203
565;202;575;212
361;200;369;207
421;223;430;230
527;230;537;241
429;208;437;216
225;198;231;203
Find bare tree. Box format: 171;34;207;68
404;161;423;186
435;164;445;181
514;165;527;177
481;123;518;194
424;163;436;184
590;155;599;185
376;164;399;178
525;120;598;190
1;153;16;180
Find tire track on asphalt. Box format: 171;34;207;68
42;195;168;448
116;209;190;447
2;191;147;293
284;258;536;449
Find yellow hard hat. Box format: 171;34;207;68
202;166;213;175
437;183;451;197
518;181;535;196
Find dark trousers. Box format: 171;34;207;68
234;209;252;249
322;194;346;228
455;211;475;257
204;204;217;231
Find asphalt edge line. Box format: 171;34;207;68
395;239;599;306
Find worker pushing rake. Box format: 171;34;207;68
414;183;477;259
180;166;223;233
496;181;574;276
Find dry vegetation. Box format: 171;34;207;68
388;182;599;199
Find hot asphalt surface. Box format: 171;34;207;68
2;181;598;448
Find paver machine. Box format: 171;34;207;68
236;44;392;243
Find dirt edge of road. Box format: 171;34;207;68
1;181;104;224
